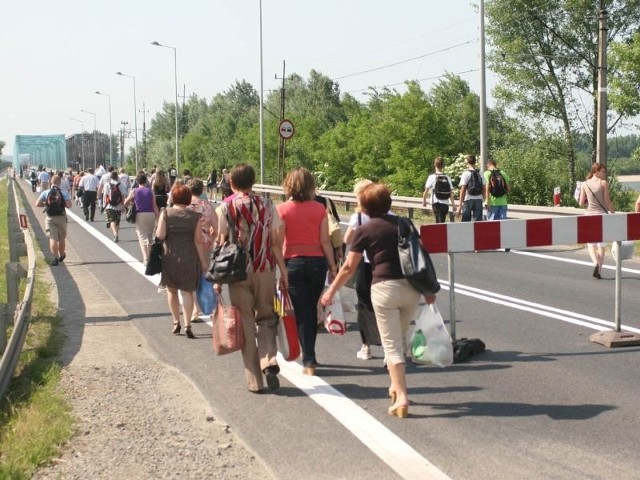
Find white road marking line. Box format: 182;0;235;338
277;358;452;480
440;281;640;334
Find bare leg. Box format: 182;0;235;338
167;287;181;325
587;243;598;265
596;246;606;273
180;291;195;327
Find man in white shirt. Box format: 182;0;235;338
422;156;455;223
78;168;100;221
37;169;50;191
456;154;486;222
97;166;115;212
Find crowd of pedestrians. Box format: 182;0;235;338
31;153;633;419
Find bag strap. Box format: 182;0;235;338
585;182;609;213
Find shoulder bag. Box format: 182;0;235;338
145;237;163;276
206;202;248;284
125;190;137;224
397;216;441;295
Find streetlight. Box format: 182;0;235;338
258;0;266;184
80;109;97;169
95;91;113;167
151;41;180;175
69;117;85;171
116;71;139;173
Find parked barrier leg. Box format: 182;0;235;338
448;252;456;342
589;240;640;348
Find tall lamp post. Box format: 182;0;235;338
151;41;180;175
69;117;85;171
258;0;265;184
116;71;139;173
80;109;97;169
95;91;113;166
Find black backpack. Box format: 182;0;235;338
29;171;37;180
467;169;483;195
107;183;123;206
489;169;508;197
45;186;65;216
433;174;451;200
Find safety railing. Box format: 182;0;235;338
0;177;36;399
252;184;584;220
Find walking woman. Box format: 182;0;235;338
214;164;288;392
344;179;381;361
155;184;207;339
322;183;437;418
152;169;170;210
277;167;337;376
206;168;218;201
579;163;614;279
124;173;159;265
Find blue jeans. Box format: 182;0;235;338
487;205;508;220
286;256;328;367
462;199;483;222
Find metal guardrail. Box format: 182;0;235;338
252;184;585;220
0;177;36;400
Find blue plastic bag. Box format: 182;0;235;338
197;273;217;315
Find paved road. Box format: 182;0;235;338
21;179;640;480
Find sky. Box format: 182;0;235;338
1;0;491;157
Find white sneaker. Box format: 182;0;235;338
356;345;372;360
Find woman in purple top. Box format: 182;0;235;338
124;173;159;264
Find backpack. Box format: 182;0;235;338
45;186;65;216
466;169;483;196
106;183;123;206
489;169;508;197
29;171;37;180
433;174;451;200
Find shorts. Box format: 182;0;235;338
45;214;67;241
105;208;122;226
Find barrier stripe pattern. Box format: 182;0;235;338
420;213;640;254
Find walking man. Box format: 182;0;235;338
457;154;486;222
35;175;72;265
422;156;455;223
78;167;100;221
484;159;510;221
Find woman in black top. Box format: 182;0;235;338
321;183;437;419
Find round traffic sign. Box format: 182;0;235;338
279;119;295;140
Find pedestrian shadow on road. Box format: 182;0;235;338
416;401;615;420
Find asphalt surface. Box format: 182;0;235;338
19;178;640;480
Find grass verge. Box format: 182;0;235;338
0;180;74;479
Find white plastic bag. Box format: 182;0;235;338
611;241;635;262
407;303;453;367
324;289;347;336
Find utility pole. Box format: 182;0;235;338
120;121;128;168
596;0;608;165
275;60;286;181
139;103;149;168
479;0;488;173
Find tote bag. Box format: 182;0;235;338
275;289;301;361
206;204;248;284
212;295;244;355
144;238;163;276
397;216;441;295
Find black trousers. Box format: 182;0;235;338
82;190;97;220
432;202;449;223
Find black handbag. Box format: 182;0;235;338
145;238;163;276
397;216;441;295
125;202;137;224
206;204;248;284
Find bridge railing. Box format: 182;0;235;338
0;177;37;399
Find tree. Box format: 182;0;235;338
486;0;640;188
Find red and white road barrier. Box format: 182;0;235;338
421;213;640;254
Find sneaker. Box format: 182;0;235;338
356;345;372;360
58;253;66;263
50;258;59;266
113;234;119;243
106;221;111;229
